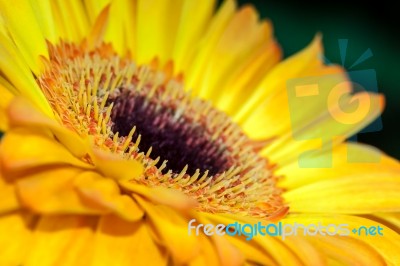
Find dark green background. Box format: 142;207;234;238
236;0;400;159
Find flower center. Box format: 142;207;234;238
37;42;287;219
108;88;232;176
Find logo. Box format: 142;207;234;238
188;219;384;241
287;39;382;168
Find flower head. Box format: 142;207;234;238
0;0;400;265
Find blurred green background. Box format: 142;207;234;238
236;0;400;159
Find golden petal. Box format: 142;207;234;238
24;215;97;266
91;215;168;266
284;174;400;214
279;142;400;189
7;98;89;157
0;129;93;179
136;196;200;264
0;211;35;265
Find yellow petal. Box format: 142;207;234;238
136;196;199;264
50;0;90;42
284;236;326;265
283;214;400;265
224;233;276;265
0;184;20;214
0;0;48;73
91;148;143;181
188;234;220;266
371;213;400;232
0;33;53;116
262;92;384;166
204;212;305;265
83;0;110;23
100;0;137;56
278;142;400;189
119;180;196;211
234;34;323;122
91;215;168;266
195;6;275;103
216;40;281;115
196;215;244;266
87;4;111;49
74;171;144;221
29;0;58;43
184;0;236;94
15;167;105;214
284;174;400;213
7;98;88;157
172;0;216;72
136;0;184;64
0;79;14;131
0;77;16;104
24;215;97;266
0;212;34;266
212;234;244;266
240;64;343;140
0;129;92;179
307;235;385;265
252;235;304;265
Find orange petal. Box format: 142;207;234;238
0;212;35;266
74;171;144;221
24;215;97;266
208;229;245;266
195;215;244;266
203;212;305;265
15;167;107;215
284;236;326;265
135;196;199;264
91;148;143;181
91;215;168;266
223;233;275;265
188;234;221;266
0;129;93;180
0;184;20;214
371;213;400;232
119;180;197;211
7;97;89;158
87;4;111;49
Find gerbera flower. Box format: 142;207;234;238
0;0;399;265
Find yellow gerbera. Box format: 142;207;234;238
0;0;399;265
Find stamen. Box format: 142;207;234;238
108;89;233;176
